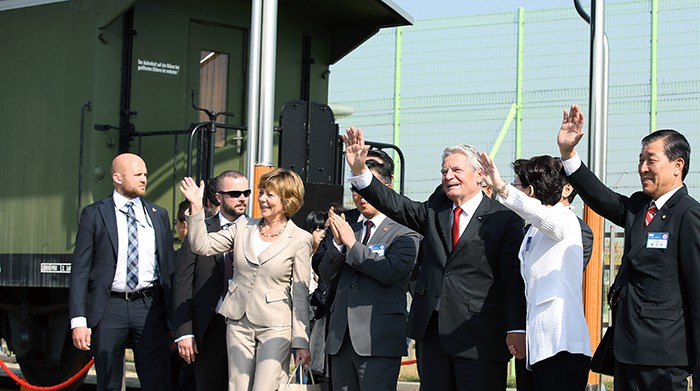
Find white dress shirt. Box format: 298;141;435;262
71;191;157;330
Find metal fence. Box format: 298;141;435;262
329;0;700;205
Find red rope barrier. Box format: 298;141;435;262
401;359;417;365
0;357;94;391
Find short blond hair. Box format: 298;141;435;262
258;168;305;217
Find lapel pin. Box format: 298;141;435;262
152;207;157;212
383;227;388;232
661;215;667;220
477;216;482;220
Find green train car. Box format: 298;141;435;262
0;0;410;386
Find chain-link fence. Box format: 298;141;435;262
329;0;700;204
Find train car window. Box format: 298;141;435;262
199;50;229;147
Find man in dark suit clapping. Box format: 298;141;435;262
343;127;526;391
558;104;700;391
69;153;175;391
319;155;420;390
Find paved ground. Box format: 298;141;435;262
0;359;525;391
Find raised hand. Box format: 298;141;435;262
477;152;505;191
179;177;205;214
342;127;370;176
557;104;585;160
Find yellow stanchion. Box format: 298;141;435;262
583;205;604;385
251;165;275;218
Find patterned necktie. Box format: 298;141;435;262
125;201;139;290
644;203;658;228
222;222;234;297
452;206;463;249
361;220;374;245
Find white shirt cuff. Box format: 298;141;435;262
332;240;346;253
175;335;194;343
70;317;88;329
562;153;582;176
508;329;526;333
348;169;373;190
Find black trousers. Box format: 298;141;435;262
530;351;590;391
331;330;401;391
416;312;507;391
516;352;590;391
92;295;171;391
192;314;229;391
614;360;691;391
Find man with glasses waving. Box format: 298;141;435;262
173;170;250;391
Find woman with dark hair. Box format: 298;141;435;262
304;210;328;254
478;153;591;391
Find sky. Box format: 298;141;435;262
392;0;625;19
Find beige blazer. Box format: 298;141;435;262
186;211;313;348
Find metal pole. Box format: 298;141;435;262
258;0;278;166
516;7;525;159
588;0;607;181
392;26;403;189
576;0;609;386
245;0;263;195
650;0;658;133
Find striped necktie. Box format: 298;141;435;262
125;201;139;290
644;203;657;228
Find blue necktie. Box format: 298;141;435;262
125;201;139;290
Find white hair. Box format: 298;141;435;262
442;144;482;171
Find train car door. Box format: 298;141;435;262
126;2;248;217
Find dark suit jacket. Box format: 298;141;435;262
173;216;224;345
69;195;175;328
568;162;700;366
357;177;526;362
579;217;594;270
319;217;420;357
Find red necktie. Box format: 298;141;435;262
452;207;462;249
644;203;657;228
362;220;374;245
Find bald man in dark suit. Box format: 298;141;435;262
69;153;174;391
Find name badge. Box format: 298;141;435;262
646;232;669;249
369;243;385;257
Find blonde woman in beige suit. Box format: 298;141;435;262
180;168;313;391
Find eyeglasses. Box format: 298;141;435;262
218;189;251;198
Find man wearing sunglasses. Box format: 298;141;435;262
173;170;250;391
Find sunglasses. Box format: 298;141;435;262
218;189;251;198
